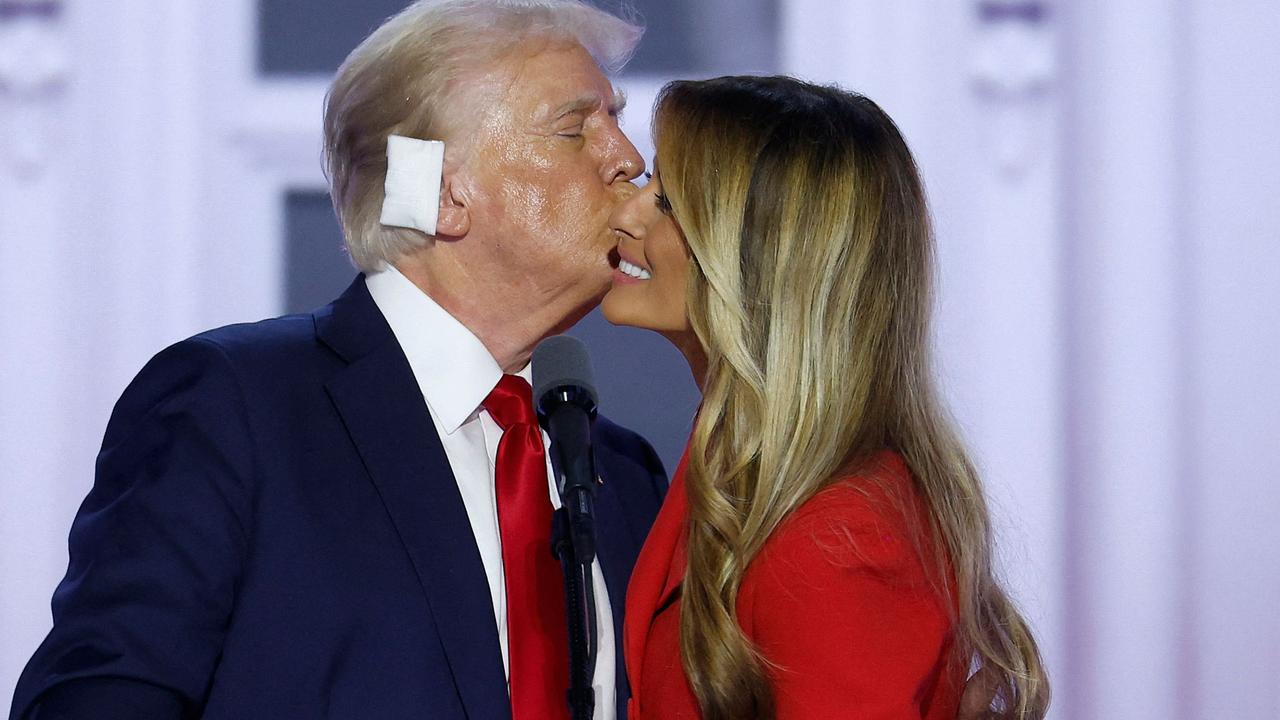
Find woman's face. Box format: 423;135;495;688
596;167;696;333
601;169;694;335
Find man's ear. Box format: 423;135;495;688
435;169;470;238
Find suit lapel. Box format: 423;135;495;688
653;473;688;617
621;452;688;703
592;451;645;714
318;277;511;720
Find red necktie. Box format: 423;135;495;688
484;374;570;720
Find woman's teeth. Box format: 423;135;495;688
619;259;652;280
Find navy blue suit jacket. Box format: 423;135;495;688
10;277;667;719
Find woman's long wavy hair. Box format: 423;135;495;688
654;76;1050;720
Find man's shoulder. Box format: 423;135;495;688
187;311;322;363
180;275;371;368
117;309;337;415
149;306;351;390
591;415;669;503
592;415;658;466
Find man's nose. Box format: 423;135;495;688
603;133;645;184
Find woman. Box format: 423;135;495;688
602;76;1050;719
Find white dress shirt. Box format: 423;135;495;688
366;266;616;720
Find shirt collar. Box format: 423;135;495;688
365;265;511;435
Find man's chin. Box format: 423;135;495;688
581;255;615;303
545;278;610;336
586;275;612;306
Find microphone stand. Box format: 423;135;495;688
542;387;599;720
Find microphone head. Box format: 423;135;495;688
532;334;598;410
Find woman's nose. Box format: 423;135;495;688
608;188;649;240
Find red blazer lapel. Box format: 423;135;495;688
624;448;690;704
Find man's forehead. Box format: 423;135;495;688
493;41;621;117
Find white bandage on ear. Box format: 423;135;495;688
380;134;446;236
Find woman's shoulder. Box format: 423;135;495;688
737;449;960;715
762;449;928;566
794;448;917;517
747;448;936;594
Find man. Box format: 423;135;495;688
11;2;661;718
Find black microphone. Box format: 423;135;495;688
532;334;599;563
533;335;600;720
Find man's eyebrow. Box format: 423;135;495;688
609;90;628;115
551;96;602;120
549;90;627;121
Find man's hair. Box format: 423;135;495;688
323;0;642;272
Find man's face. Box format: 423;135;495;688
457;40;644;326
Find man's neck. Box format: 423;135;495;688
393;259;561;374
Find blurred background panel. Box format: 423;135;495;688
258;0;412;75
2;1;1278;718
282;189;352;313
257;0;778;77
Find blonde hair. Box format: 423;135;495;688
654;76;1050;719
323;0;642;272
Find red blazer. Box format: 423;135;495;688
624;449;963;719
